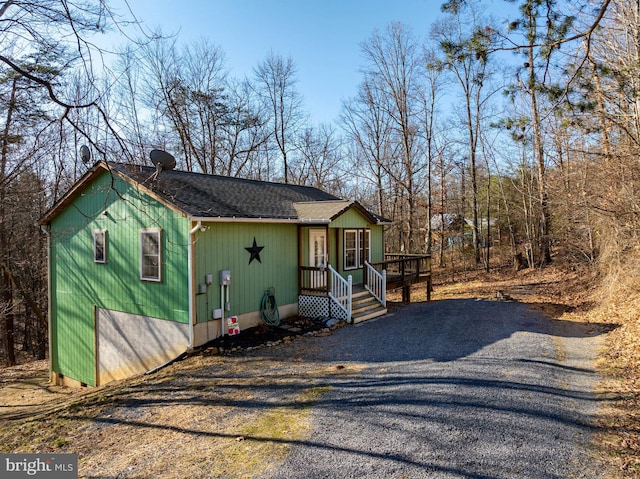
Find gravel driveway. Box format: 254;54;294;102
254;298;613;479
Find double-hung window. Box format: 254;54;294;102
140;229;162;282
94;230;107;263
344;229;370;270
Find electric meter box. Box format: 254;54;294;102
220;270;231;286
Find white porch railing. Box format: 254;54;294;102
365;261;386;307
328;265;352;322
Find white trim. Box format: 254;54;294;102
140;229;162;282
344;229;358;270
93;229;107;263
191;216;329;224
187;221;202;348
190;216;389;225
343;229;371;270
309;229;328;289
360;229;371;267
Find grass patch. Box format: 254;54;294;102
216;385;332;479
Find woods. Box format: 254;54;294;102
0;0;632;365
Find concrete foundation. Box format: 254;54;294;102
192;302;298;347
96;308;189;386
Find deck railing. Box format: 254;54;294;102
364;261;386;307
368;253;431;302
299;253;429;309
298;266;329;295
328;265;352;321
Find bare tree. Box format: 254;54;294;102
435;1;496;265
254;51;304;183
341;77;396;218
0;57;60;364
420;46;448;255
291;123;346;193
360;22;425;253
139;37;230;173
219;77;270;177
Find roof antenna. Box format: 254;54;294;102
149;149;176;180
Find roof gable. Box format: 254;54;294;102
293;200;382;224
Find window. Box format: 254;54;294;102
140;229;162;282
343;229;370;270
94;230;107;263
360;230;370;266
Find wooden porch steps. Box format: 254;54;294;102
351;290;387;324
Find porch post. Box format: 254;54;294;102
347;275;353;322
297;225;303;295
325;223;330;269
382;270;387;307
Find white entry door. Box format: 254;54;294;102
309;229;327;288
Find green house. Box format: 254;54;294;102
39;161;390;386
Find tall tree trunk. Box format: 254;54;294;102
527;24;552;266
466;102;481;266
439;152;446;267
0;77;17;365
485;175;491;272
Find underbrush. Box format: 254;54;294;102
587;264;640;477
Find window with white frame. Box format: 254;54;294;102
361;229;370;265
140;229;162;281
343;229;370;270
94;230;106;263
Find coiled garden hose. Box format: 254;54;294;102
261;287;280;326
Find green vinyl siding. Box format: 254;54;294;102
369;224;384;262
49;170;190;385
299;208;385;285
330;208;371;229
194;222;299;322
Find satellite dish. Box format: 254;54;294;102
150;149;176;171
80;145;91;164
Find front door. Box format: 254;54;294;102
309;229;327;288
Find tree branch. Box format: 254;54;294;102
0;54;95;109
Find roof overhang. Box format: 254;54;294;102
190;216;329;224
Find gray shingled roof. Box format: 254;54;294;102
110;163;343;220
40;162;390;225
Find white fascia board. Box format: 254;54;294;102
190;216;330;224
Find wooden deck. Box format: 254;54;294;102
367;254;432;303
299;254;432;303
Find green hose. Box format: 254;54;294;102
261;287;280;326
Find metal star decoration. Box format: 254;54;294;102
245;237;264;264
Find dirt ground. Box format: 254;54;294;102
0;360;92;422
0;264;637;478
0;319;353;478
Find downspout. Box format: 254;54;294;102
187;220;202;348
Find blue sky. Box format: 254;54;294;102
112;0;507;125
